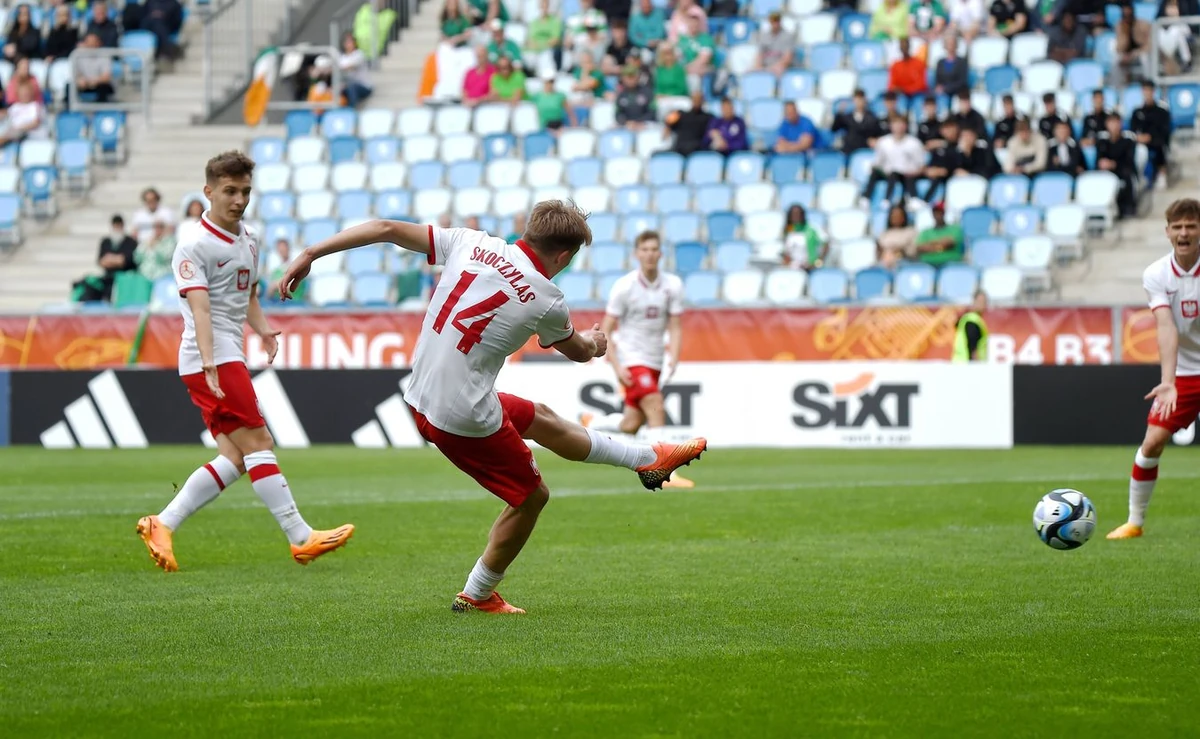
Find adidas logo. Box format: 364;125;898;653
40;370;148;449
350;373;424;448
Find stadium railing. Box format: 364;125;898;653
1149;14;1200;90
67;48;154;127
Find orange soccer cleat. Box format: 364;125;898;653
291;524;356;564
636;438;708;490
1106;522;1144;540
451;591;526;614
136;515;178;572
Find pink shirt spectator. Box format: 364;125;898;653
462;64;495;102
668;6;707;43
5;77;42;106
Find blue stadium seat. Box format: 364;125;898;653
119;31;157;73
1065;60;1104;95
768;154;805;184
364;136;399;164
0;193;20;244
850;41;886;71
353;273;392;306
647;153;685;185
448;160;484;189
854;267;891;300
557;272;595;304
301;218;339;246
328;136;362;164
1134;1;1157;21
259;192;295;219
708;212;743;242
747;98;784;134
375;189;412;219
664;212;702;243
250;137;286;165
725;151;765;185
695;184;733;214
265;218;299;245
91;111;125;159
808;268;849;303
726;17;758;44
596;270;623;299
285;110;317;138
970;236;1011;268
779;181;816;209
740;71;777;101
684;271;721;304
984;65;1020;95
55;112;88;141
674;242;710;274
152;277;179;310
483;133;517;160
598;129;635;158
893;263;936;301
589;212;619;242
409;161;445;190
567;157;603;187
839;12;872;42
523;132;555;159
808;151;845;184
1000;204;1042;238
987;175;1031;208
615;185;652;214
656;184;691;213
57;140;90;190
1093;31;1116;70
857;69;888;101
346;245;384;275
1081;145;1097;170
337;190;372;220
714;241;752;272
847;149;874;185
1168;83;1199;129
590;242;627;272
1030;172;1074;208
684;152;725;186
808;43;845;73
321;108;358;138
960;206;997;242
779;70;817;100
937;264;980;302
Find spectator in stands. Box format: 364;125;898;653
140;0;184;61
888;38;928;97
526;0;563;66
0;81;45;145
87;1;121;49
955;126;999;177
629;0;666;50
464;216;483;231
596;0;634;24
951;89;988;141
602;21;636;75
533;74;574;130
992;94;1024;148
1003;119;1047;175
3;5;41;61
440;0;473;46
877;205;917;268
177;198;204;238
265;240;304;301
934;34;969;97
1158;0;1193;75
833;89;881;153
1097;113;1138;217
915;202;965;265
623;52;653;87
45;5;80;65
668;0;707;43
505;212;527;243
666;91;713;155
131;188;175;246
437;213;453;229
572;52;608;108
870;0;910;39
78;215;137;302
755;11;796;75
1037;92;1072;141
136;218;177;282
306;56;335;113
339;34;373;107
1115;3;1151;86
566;0;609;59
782;204;828;270
73;33;115;105
679;11;716;86
575;19;610;68
1081;89;1111;146
916;96;945;148
862;115;925;205
774;101;821;155
467;0;508;25
1047;11;1088;63
489;55;527;103
707;97;748;154
947;0;986;40
923;119;961;201
462;45;495;106
1132;80;1173;190
707;0;742;20
876;91;901;138
615;66;655;129
988;0;1027;37
487;20;523;64
910;0;949;42
1046;120;1086;176
654;45;689;97
4;58;40;107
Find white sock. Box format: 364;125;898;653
463;557;505;600
1129;449;1160;527
158;456;241;530
244;450;313;546
584;427;656;469
588;412;627;433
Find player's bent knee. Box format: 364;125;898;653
520;483;550;512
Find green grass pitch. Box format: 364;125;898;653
2;446;1198;737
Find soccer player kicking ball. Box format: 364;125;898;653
137;152;354;571
278;201;706;614
582;230;694;488
1109;198;1200;540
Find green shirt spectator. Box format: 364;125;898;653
869;0;910;39
677;32;715;65
915;210;964;266
469;0;509;24
490;66;526;101
628;3;667;48
441;15;471;43
526;14;562;52
654;61;688;97
533;88;568;127
136;231;177;282
574;66;607;97
487;37;523;63
909;0;948;34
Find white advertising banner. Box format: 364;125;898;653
495;361;1013;449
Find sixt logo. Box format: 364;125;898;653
792;373;919;429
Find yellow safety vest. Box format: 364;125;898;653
953;312;988;362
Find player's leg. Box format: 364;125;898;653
637;392;696;489
455;483;549;615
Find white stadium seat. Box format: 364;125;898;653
486;158;525;189
722;270;765;305
369;162;407;190
402;134;439;163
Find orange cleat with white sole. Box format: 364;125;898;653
451;591;526;614
662;474;696;489
136;515;178;572
1106;522;1144;540
291;524;356;565
636;438;707;490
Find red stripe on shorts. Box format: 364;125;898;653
203;463;226;490
1131;463;1159;482
248;463;281;482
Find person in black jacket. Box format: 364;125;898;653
916;96;945;149
1037;92;1073;141
992;94;1025;148
87;1;122;48
955;127;999;178
1096;113;1139;217
73;214;139;302
923;119;962;201
141;0;185;61
933;34;969;97
951;89;988;141
832;88;880;153
614;67;655;129
45;5;80;64
3;4;42;61
1130;81;1173;189
1046;120;1086;175
1081;88;1112;146
874;91;901;139
667;91;714;156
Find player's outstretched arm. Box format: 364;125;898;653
186;290;225;400
1147;307;1180;418
278;220;432;299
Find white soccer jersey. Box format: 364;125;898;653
1144;252;1200;376
605;270;684;371
405;226;575;437
172;214;260;375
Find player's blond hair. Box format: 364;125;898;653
524;199;593;255
1165;198;1200;223
205;151;255;184
634;230;661;249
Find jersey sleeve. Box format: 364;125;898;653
604;276;630;317
1144;264;1169;310
536;296;575;348
667;277;685;315
426;226;481;266
172;238;208;296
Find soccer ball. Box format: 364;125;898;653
1033;489;1097;550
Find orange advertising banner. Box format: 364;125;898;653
0;306;1147;370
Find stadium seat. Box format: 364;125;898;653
440;133;479;163
1013;235;1055;293
740;71;777;102
492;186;532;216
614;185;651;214
1001;205;1041;238
345;245;384;276
258;192;295;220
724;43;759;75
971;236;1011;268
402;134;440;163
598;129;636;159
722;270;764;305
573;185;611;214
589;101;617;132
894;263;936;301
664;212;702;243
1009;33;1049;68
764;268;807;304
683;271;721;304
725;17;757;44
1168;84;1199;134
264;218;299;247
151;277;180;311
328;137;362;164
331;162;369;191
808;268;849;303
980;265;1023;302
482;133;517;161
57;140;90;193
945;175;988;215
369;162;407;191
337;190;372;220
559;129;598;159
0;165;18;193
809;151;845;185
309;273;351;306
293;164;330;193
250;137;286;164
1065;60;1104;95
301;218;339;247
839;12;871;42
854;267;891;300
696;184;734;214
779;70;816;101
254;163;291;193
453;187;491;216
684;152;725;186
358;108;395;138
807;42;845;74
557;272;595;304
521;131;554;160
0;192;21;246
960;206;998;242
647;153;685;186
375;189;412;219
487;159;526;192
321;108;358;138
837;238;876;274
818;70;856;103
285;110;317;138
1044;203;1086;260
1030;172;1074;208
937;264;979;303
352;273;392;306
850;41;886;71
984;66;1020;95
857;69;888;102
589;242;627;273
1074;170;1120;230
364;136;399;165
714;241;753;272
779;182;817;210
18;140;54;168
726;152;765;185
414;188;453;220
744;211;786;243
1022;60;1064;95
603;156;643;188
708;212;743;242
734;183;776;214
968;37;1008;71
473;103;512;136
987;175;1030;208
297;191;335;220
409;161;445;190
768;154;805;185
448;160;484;189
827;210;869;243
817;180;858;213
673;241;710;274
635;125;668;157
589;212;619;242
656;184;691;214
287;136;326;165
435;106;472;136
799;13;838;44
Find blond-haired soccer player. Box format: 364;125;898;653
137;152;354;571
583;230;693;488
1109;198;1200;539
278;201;706;614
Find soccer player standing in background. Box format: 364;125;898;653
583;230;693;488
137;152;355;571
1109;198;1200;540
